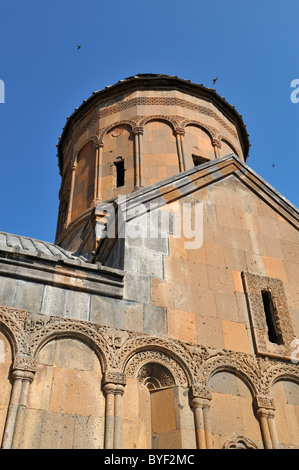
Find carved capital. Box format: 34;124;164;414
13;354;37;374
174;127;185;136
103;370;127;386
190;383;212;401
254;395;275;412
212;138;222;148
132;126;143;135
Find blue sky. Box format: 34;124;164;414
0;0;298;243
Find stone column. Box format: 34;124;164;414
66;154;78;225
190;385;212;449
133;127;144;188
175;128;186;172
113;384;125;449
254;395;278;449
191;397;206;449
212;138;221;158
2;356;36;449
103;371;126;450
267;410;280;449
94;141;103;202
104;383;116;449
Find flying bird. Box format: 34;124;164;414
272;164;275;167
212;77;218;85
77;45;81;50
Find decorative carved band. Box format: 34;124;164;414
0;306;298;399
222;436;258;449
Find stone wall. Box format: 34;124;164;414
0;306;298;449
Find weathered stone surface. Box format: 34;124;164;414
0;75;298;451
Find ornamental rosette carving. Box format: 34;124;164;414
223;436;258;449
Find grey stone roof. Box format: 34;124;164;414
0;231;90;264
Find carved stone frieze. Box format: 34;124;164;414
0;306;298;402
66;96;238;152
125;350;188;387
137;362;176;390
222;436;258;449
103;328;129;350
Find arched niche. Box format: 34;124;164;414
219;139;238;158
101;124;134;200
184;124;214;169
270;379;299;449
142;119;179;186
0;329;13;445
122;352;194;450
72;141;96;220
17;337;105;449
209;370;262;449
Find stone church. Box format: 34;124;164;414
0;74;298;449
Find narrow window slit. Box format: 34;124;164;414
261;290;283;345
115;159;125;187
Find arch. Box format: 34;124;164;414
74;135;101;159
71;140;97;220
184;122;215;167
261;362;299;395
122;344;195;449
120;336;194;387
184;121;215;141
139;115;177;132
23;336;105;449
27;321;110;373
142;118;179;185
0;328;14;447
98;120;136;142
208;364;257;397
209;368;263;449
137;363;176;390
0;320;18;360
220;138;239;158
270;376;299;448
125;349;189;388
200;352;260;397
0;307;28;358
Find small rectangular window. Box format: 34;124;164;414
261;290;283;345
115;160;125;187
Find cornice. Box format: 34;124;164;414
56;74;250;172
